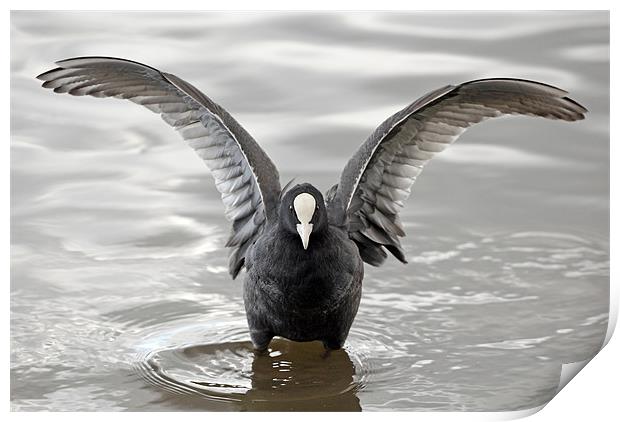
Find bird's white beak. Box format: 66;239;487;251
293;192;316;250
296;222;313;250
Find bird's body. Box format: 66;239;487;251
37;57;587;351
244;184;363;349
244;218;363;350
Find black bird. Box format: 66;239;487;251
37;57;587;351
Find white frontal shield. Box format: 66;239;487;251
293;193;316;250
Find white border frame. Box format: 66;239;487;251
4;2;616;420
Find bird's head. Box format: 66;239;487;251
279;183;327;250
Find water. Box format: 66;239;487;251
10;11;609;411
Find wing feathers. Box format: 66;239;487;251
37;56;281;278
332;78;586;266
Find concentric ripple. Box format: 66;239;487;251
131;318;377;411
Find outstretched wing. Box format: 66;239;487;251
331;78;587;266
37;57;281;278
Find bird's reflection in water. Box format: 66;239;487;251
140;338;361;411
243;339;361;411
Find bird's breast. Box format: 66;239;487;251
247;225;362;311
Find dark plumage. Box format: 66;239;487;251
37;57;587;350
244;184;363;350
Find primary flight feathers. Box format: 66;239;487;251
37;57;587;277
38;57;282;278
334;78;586;266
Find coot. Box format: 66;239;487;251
37;57;587;350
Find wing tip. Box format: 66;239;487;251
562;95;589;118
461;77;588;121
36;56;163;82
36;67;62;81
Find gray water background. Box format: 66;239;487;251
10;11;609;411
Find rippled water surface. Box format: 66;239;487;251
10;11;609;411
